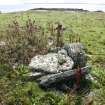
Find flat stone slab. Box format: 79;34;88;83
38;66;91;88
29;51;74;73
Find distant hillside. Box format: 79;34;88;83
30;8;89;12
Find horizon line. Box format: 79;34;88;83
24;3;105;5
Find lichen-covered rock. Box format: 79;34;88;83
58;49;74;71
63;43;87;67
58;49;68;56
63;43;84;57
58;49;68;65
29;50;74;73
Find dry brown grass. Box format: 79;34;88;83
0;18;48;66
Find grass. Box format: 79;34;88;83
0;11;105;104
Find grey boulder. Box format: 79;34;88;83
63;43;87;67
29;51;74;73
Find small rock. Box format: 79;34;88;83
86;74;98;84
58;49;68;56
58;49;68;65
58;49;74;71
86;74;94;81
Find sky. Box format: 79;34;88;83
0;0;105;13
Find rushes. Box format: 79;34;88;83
0;18;48;66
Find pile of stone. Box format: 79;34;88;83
29;43;90;88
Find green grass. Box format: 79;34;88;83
0;11;105;105
1;11;105;58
